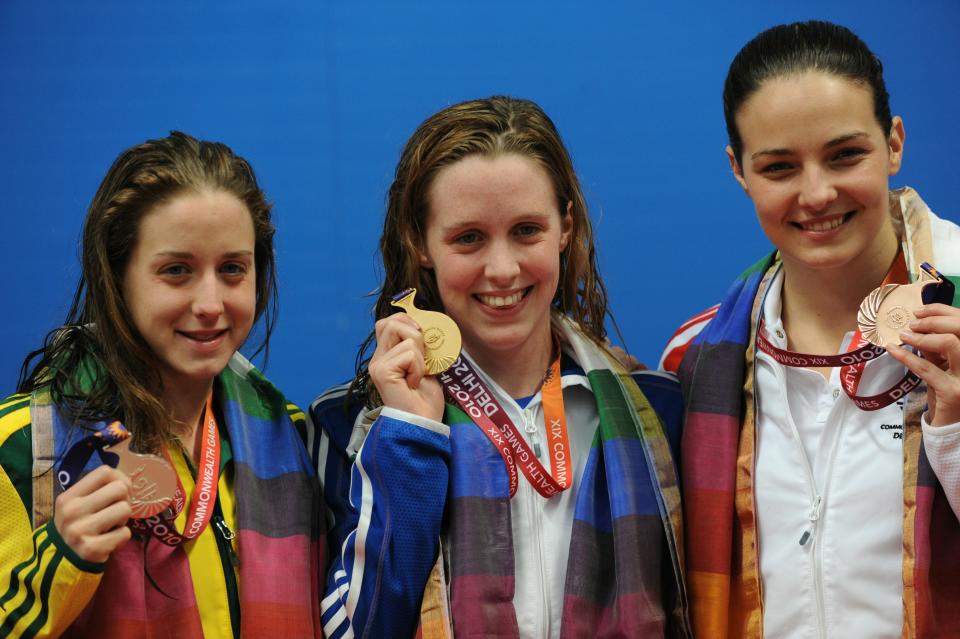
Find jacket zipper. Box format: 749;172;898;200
522;407;550;636
212;497;241;638
774;361;848;639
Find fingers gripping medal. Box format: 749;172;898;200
59;421;178;519
857;262;956;347
390;288;462;375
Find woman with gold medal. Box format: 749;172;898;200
660;21;960;639
0;132;322;638
309;96;691;638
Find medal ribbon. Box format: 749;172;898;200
756;252;920;411
439;347;572;499
129;392;221;546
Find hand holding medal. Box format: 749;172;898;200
369;289;461;421
758;261;956;412
857;262;954;347
389;288;462;375
879;263;960;427
54;420;179;562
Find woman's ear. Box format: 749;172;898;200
887;116;905;177
560;200;573;252
417;245;433;268
726;145;749;193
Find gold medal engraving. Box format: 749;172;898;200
390;288;462;375
106;436;178;519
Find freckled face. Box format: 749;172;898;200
730;71;904;275
420;154;572;368
122;190;256;398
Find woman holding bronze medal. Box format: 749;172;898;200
0;132;321;638
660;21;960;639
309;96;690;638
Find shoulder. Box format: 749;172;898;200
658;305;720;373
0;393;32;448
307;381;366;450
308;381;358;429
217;353;299;421
629;369;681;413
0;394;34;508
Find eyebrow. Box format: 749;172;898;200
749;131;870;160
438;212;552;233
153;250;253;259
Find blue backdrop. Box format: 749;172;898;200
2;2;958;409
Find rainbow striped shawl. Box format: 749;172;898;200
32;353;323;638
418;317;691;638
677;188;960;638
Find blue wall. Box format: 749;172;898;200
2;2;958;409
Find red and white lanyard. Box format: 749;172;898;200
439;349;572;499
130;392;222;546
755;253;919;411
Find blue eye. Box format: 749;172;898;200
454;231;481;245
221;262;248;276
160;264;189;276
515;224;541;237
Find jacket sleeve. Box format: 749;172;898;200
0;397;104;638
308;392;451;639
921;419;960;519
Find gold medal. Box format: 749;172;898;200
390;288;462;375
105;436;178;519
857;262;953;347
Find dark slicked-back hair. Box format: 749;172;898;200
724;20;892;163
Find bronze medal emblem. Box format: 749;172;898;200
857;263;947;347
105;436;178;519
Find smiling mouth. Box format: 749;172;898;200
792;211;856;232
475;287;532;308
178;329;228;342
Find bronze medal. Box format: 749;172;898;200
857;262;950;347
390;288;462;375
105;437;178;519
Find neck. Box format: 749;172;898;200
780;225;900;353
466;326;554;399
162;376;214;456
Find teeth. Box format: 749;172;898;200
478;291;524;307
801;215;847;232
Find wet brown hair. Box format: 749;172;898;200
351;95;609;406
18;131;277;452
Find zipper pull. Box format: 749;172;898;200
522;410;541;457
214;516;240;567
798;495;822;546
214;517;236;541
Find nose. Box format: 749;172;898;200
483;239;521;285
192;272;224;320
797;165;837;212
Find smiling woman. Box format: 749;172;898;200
660;20;960;639
308;96;691;639
122;190;257;427
0;132;322;638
